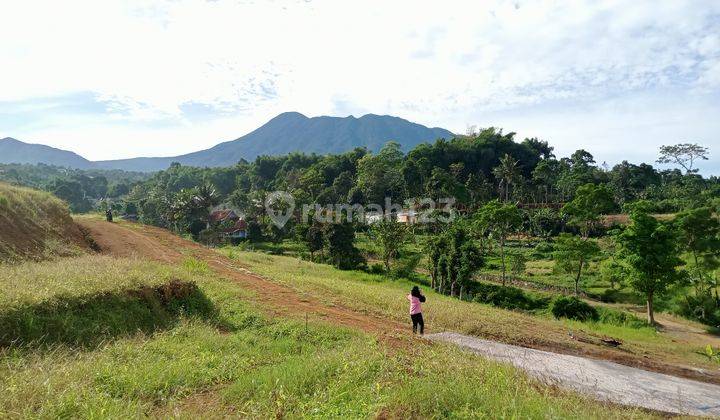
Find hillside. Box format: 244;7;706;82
0;182;90;262
1;113;454;172
93;112;454;171
0;137;92;169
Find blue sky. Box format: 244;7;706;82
0;0;719;173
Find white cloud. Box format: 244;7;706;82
0;0;719;170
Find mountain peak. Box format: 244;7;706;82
3;113;455;172
272;111;308;121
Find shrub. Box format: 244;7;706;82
597;307;647;328
551;296;598;321
533;241;554;257
472;283;547;311
392;254;422;279
509;252;527;276
676;294;720;328
368;263;385;275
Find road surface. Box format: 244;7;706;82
427;331;720;417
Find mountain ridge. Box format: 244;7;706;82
2;113;454;172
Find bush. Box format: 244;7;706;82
551;296;598;321
472;283;548;311
676;294;720;328
532;241;554;258
597;307;647;328
392;254;422;279
368;263;385;275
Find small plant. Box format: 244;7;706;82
182;257;209;274
509;252;527;276
705;345;720;363
551;296;598;321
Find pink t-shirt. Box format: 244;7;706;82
407;294;422;315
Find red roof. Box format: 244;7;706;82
209;209;238;223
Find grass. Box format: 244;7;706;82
0;253;654;417
220;249;718;371
0;182;85;263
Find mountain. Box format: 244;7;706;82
0;137;92;169
3;113;455;172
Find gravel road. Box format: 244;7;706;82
427;331;720;417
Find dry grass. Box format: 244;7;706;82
0;182;88;262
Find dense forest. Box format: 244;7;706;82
125;129;717;229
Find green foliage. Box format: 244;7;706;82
616;203;685;323
370;217;409;274
472;283;548;311
509;251;527;276
426;221;483;296
355;142;406;204
551;296;599;321
562;183;615;238
476;200;522;284
675;207;720;278
599;259;626;290
324;222;365;270
656;143;709;174
596;307;648;329
553;233;600;295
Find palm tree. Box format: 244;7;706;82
492;154;520;202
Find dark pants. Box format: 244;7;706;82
411;313;424;335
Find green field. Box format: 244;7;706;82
0;252;659;418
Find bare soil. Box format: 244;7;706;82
77;219;407;347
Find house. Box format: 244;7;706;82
396;210;418;224
221;219;248;240
364;210;418;225
208;209;239;227
208;208;247;242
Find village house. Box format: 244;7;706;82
208;209;247;242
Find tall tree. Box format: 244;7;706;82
675;207;720;293
657;143;709;174
553;233;600;295
476;200;522;285
561;183;614;239
371;217;410;274
492;154;520;202
616;203;684;324
324;222;365;270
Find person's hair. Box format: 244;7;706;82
411;286;421;298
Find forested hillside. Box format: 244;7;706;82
122;129;719;328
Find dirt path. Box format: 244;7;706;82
428;332;720;416
77;219;406;345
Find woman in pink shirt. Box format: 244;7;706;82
407;286;426;335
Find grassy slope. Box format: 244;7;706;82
0;255;652;418
0;182;87;262
221;250;718;373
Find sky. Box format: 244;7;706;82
0;0;719;173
